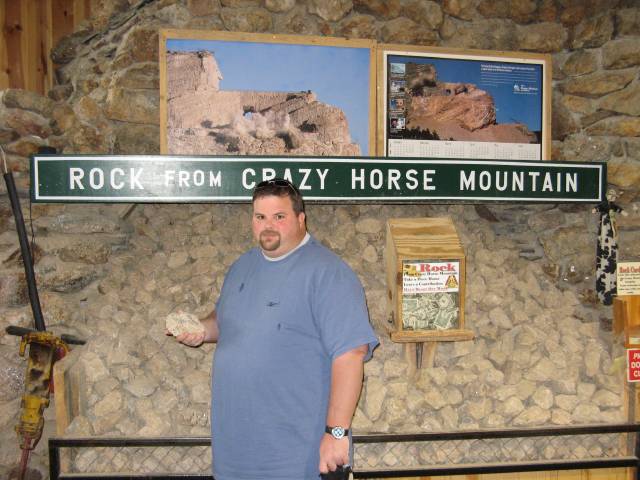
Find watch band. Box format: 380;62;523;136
325;425;349;439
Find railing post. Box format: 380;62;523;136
635;429;640;480
48;438;60;480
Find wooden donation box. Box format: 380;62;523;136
386;217;474;345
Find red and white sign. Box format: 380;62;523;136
627;349;640;382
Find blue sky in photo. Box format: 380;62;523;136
389;55;543;132
168;39;371;155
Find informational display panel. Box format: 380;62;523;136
378;45;551;161
31;155;605;204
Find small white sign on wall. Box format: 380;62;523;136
617;262;640;296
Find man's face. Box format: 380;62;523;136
252;194;306;258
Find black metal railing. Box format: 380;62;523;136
49;423;640;480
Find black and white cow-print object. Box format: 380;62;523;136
595;200;622;305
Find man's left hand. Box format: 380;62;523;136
319;434;349;474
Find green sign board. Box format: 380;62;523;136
31;155;606;203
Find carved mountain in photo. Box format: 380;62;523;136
166;51;361;156
403;62;538;144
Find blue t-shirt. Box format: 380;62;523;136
212;236;378;480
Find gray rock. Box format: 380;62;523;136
365;377;386;420
602;39;640;70
551;408;572;425
265;0;296;12
83;352;110;382
439;405;459;429
93;390;123;417
571;12;614;49
531;386;554;409
424;389;448;410
591;389;621;408
383;359;408;378
124;377;158;398
113;122;160;155
571;403;601;423
616;8;640;36
381;17;439;44
220;7;272;31
2;89;56;117
336;13;378;38
186;0;220;16
308;0;352;21
355;218;382;234
513;406;551;426
600;82;640;117
502;396;525;417
448;369;477;386
577;382;596;401
423;367;448;386
105;88;159;124
402;0;443;30
516;22;567;52
524;358;557;382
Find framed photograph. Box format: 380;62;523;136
160;30;376;157
377;45;552;161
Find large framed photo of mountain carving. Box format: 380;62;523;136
377;45;552;161
160;30;376;157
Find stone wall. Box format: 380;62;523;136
1;0;639;478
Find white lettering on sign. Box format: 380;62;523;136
242;168;256;189
69;167;145;190
110;168;125;190
406;170;418;190
164;170;221;188
423;170;436;191
299;169;312;189
351;168;437;191
262;168;277;182
241;168;329;190
69;168;84;189
316;169;328;190
89;168;104;189
460;170;579;193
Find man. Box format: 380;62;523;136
173;178;378;479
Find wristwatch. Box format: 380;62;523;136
325;425;349;439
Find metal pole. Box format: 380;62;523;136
2;146;46;331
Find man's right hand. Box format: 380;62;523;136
165;310;219;346
174;331;206;347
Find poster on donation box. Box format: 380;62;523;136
378;45;551;161
401;260;460;331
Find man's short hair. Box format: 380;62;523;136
252;179;305;215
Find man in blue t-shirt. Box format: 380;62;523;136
174;178;379;480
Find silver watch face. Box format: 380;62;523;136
331;426;345;439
